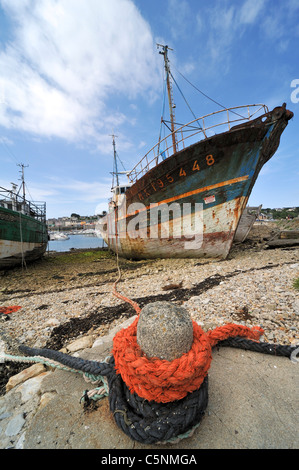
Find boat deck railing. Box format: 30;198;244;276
127;104;269;184
0;187;46;222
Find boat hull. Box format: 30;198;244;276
234;205;262;243
97;104;293;260
0;207;48;268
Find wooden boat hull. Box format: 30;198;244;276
0;207;48;268
234;205;262;243
97;104;293;259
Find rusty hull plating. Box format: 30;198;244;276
97;103;293;260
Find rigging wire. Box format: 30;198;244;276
157;71;167;156
0;143;34;201
116;152;127;173
172;65;246;120
169;71;202;129
25;182;33;202
0;140;19;165
112;152;127;189
158;53;247;142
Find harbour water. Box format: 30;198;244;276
48;233;106;252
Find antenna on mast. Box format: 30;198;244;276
157;44;178;154
17;163;29;202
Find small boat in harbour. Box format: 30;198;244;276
0;165;48;268
49;232;70;240
96;45;293;260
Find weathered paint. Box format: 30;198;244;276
234;205;262;242
0;239;47;268
97;104;293;259
102;197;245;259
0;206;48;268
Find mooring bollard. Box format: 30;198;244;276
137;301;194;361
4;296;296;445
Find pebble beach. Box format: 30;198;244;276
0;223;298;449
1;225;298;359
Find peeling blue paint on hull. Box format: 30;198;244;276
97;104;293;260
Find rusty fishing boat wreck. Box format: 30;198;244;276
0;165;48;268
96;45;293;260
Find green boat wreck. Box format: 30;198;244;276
0;167;48;269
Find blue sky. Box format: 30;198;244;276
0;0;298;219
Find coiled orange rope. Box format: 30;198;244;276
111;255;264;403
112;316;264;403
0;306;22;315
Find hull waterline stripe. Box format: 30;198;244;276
121;175;249;219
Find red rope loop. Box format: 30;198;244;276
112;267;141;315
0;306;22;315
111;275;264;403
112;316;264;403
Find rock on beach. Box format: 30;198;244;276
137;301;193;360
6;363;46;392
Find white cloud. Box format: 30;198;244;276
42;175;112;203
259;1;299;51
0;0;159;144
23;175;112;217
192;0;271;77
202;4;236;72
238;0;266;24
196;13;204;34
287;0;299;11
167;0;191;39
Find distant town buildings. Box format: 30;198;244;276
257;212;269;221
261;207;299;221
47;207;298;231
47;215;100;231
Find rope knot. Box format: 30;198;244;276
112;316;264;403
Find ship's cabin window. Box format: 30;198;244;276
114;186;130;195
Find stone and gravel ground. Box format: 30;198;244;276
1;223;298;396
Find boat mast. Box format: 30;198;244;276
110;134;119;188
157;44;177;154
17;163;28;203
